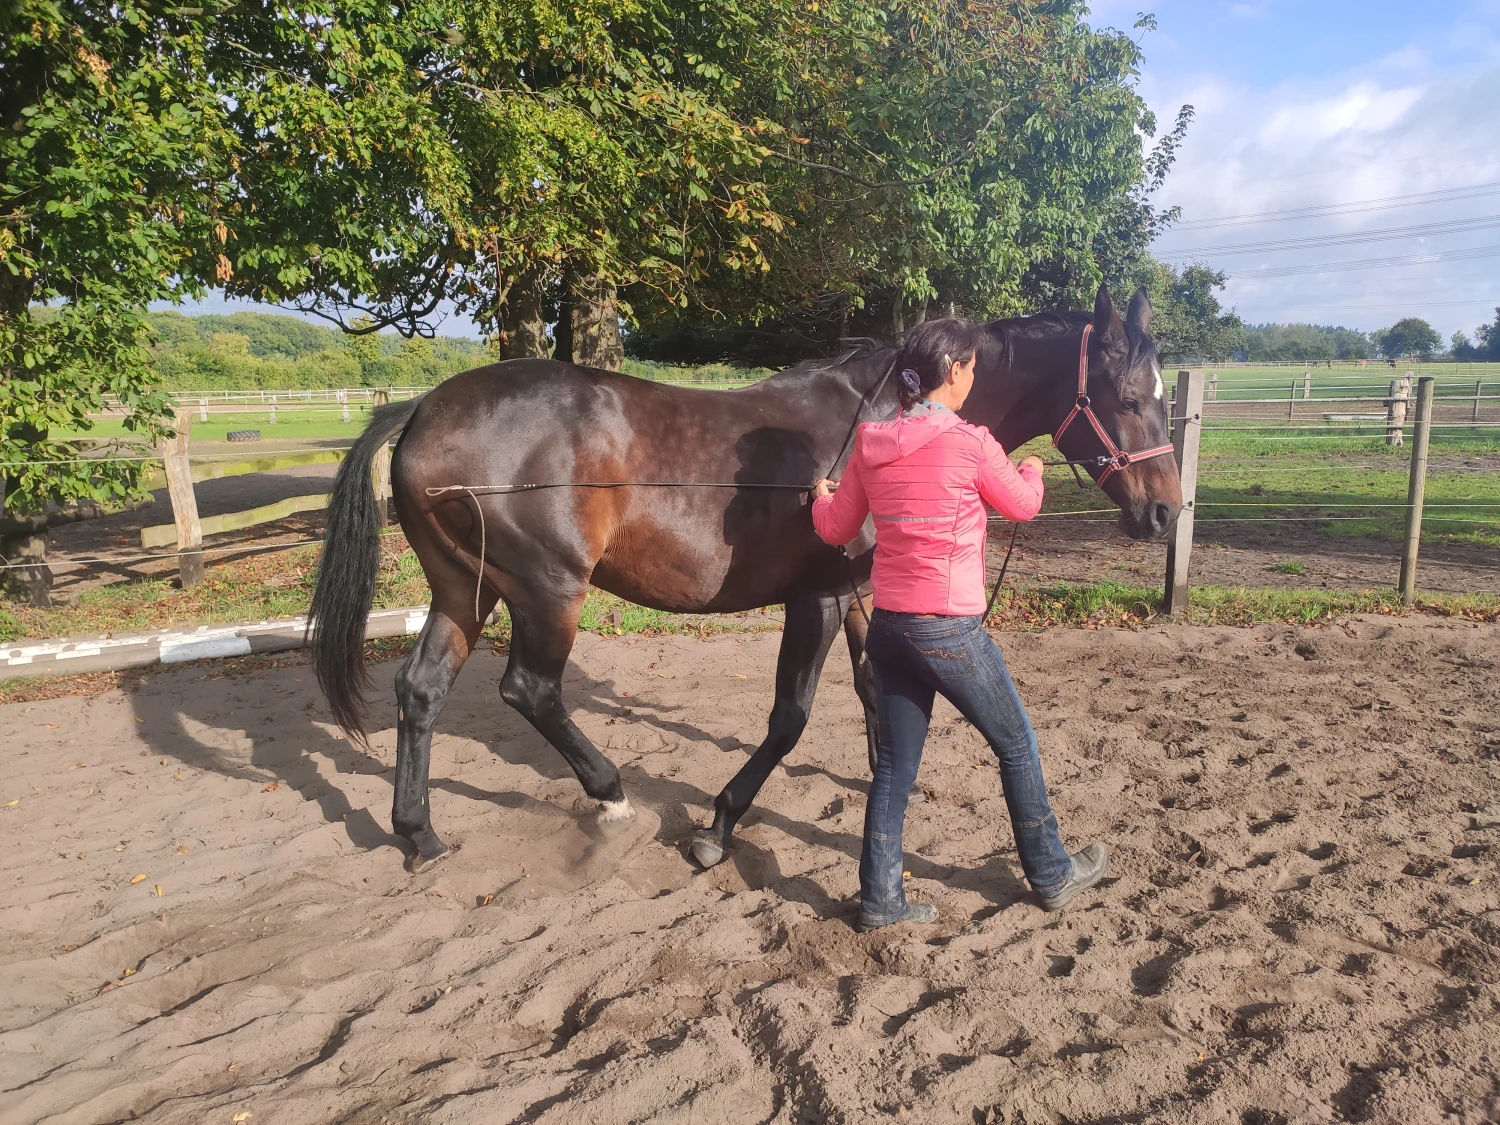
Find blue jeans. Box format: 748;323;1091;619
860;610;1072;926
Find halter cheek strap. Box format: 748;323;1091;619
1052;322;1176;488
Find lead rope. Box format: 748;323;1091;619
464;486;485;622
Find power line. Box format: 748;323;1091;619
1219;244;1500;280
1170;181;1500;231
1230;299;1499;312
1161;213;1500;258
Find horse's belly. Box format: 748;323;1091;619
591;507;817;613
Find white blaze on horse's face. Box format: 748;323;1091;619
1151;359;1164;401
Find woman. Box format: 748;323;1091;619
812;318;1107;930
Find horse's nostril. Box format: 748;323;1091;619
1153;503;1172;530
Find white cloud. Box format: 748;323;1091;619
1145;59;1500;334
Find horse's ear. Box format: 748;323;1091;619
1092;282;1127;353
1126;286;1152;334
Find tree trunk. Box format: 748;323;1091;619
891;294;905;337
570;273;624;371
911;296;929;326
498;269;549;359
552;281;574;363
1;530;52;607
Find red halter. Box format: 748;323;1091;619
1052;322;1177;489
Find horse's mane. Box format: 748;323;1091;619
990;309;1091;340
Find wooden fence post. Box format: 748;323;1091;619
157;407;204;589
1207;372;1218;402
269;395;277;425
371;389;391;525
1164;370;1205;617
199;398;208;423
1386;373;1412;447
1398;377;1435;607
340;389;350;424
1302;370;1312;399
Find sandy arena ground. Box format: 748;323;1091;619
2;619;1498;1124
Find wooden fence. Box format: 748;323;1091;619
139;395;393;588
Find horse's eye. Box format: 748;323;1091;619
1123;398;1140;413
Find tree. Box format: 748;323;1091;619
1138;262;1243;362
0;1;253;601
1451;331;1477;360
627;3;1187;363
1375;318;1440;361
1474;308;1500;360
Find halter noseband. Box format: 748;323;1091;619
1051;322;1176;488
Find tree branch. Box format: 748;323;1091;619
765;102;1010;189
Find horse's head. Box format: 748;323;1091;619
1063;284;1183;540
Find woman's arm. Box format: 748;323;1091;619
811;454;871;545
976;434;1044;522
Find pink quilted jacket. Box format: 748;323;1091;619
811;408;1043;615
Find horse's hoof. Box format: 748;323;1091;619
690;830;725;868
598;797;636;824
408;844;451;875
404;831;452;874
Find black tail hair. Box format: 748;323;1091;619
309;395;424;738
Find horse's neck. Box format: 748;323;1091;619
965;336;1072;450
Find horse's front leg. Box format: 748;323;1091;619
691;593;847;868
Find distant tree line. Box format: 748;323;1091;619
1233;313;1499;364
148;312;491;390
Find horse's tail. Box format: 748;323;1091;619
310;394;424;739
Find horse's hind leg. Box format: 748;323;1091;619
393;591;497;872
691;592;846;867
842;595;880;777
500;591;630;821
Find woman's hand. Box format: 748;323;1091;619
812;478;837;498
1018;456;1044;476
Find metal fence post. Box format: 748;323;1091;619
1475;380;1483;425
1287;379;1296;421
1164;370;1205;617
157;407;204;589
1398;377;1434;606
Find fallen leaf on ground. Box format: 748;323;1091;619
129;873;147;884
480;893;494;906
174;846;189;855
154;884;164;897
232;1114;253;1123
261;781;279;793
2;799;18;809
60;944;77;952
43;723;58;729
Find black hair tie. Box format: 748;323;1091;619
899;368;921;395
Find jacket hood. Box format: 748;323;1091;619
857;409;964;467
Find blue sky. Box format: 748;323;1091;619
1091;0;1500;336
179;1;1500;341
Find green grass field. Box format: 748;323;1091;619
1189;361;1500;401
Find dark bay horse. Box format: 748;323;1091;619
309;284;1180;872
